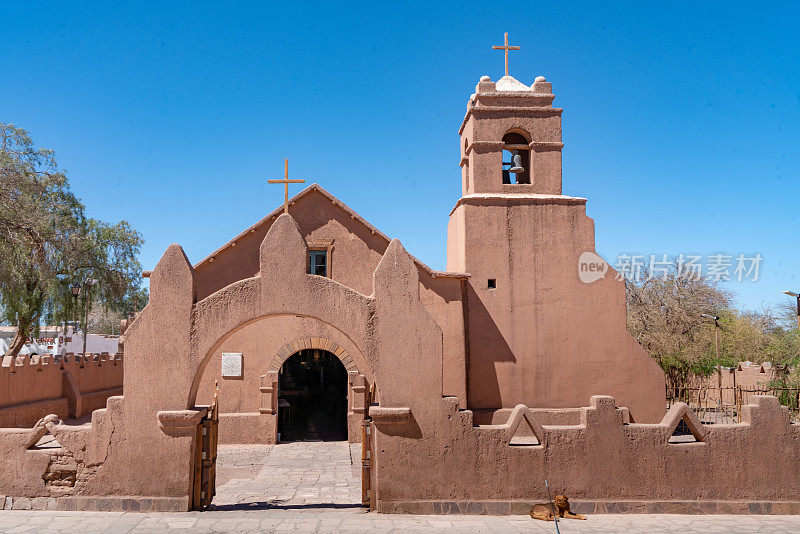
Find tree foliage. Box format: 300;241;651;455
0;123;145;355
626;268;799;392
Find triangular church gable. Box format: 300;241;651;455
192;185;467;300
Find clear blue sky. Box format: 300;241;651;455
2;2;798;313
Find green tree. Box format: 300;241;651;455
0;123;145;357
695;309;798;369
625;270;732;393
85;284;149;336
627;266;800;393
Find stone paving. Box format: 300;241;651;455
210;441;362;510
0;441;798;532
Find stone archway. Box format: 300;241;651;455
268;337;357;374
276;349;349;441
259;337;368;443
192;312;372;445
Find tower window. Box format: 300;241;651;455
309;250;328;277
488;278;497;289
501;132;531;185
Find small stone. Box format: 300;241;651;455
13;496;31;510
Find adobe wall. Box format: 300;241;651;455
364;242;800;514
371;394;800;514
195;277;468;443
683;363;780;407
448;198;665;422
418;274;467;409
697;363;775;390
0;212;447;511
0;353;123;428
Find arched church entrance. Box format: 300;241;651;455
278;348;349;442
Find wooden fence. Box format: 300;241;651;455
666;386;800;424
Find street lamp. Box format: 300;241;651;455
70;279;98;355
81;279;97;355
702;313;723;394
70;284;81;335
783;291;800;366
782;290;800;331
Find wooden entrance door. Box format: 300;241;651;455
192;381;219;510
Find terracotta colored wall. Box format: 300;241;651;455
0;354;123;427
0;356;63;408
418;274;467;408
0;397;121;502
0;215;447;506
687;364;778;405
707;364;775;390
359;239;800;512
371;395;800;512
448;199;665;422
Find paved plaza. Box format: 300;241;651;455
0;442;798;533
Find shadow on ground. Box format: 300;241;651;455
208;501;365;511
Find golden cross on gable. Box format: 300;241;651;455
268;159;306;214
492;32;520;77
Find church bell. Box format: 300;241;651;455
508;152;524;174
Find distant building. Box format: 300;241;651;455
0;326;119;356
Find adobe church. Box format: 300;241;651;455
3;41;799;514
191;69;665;444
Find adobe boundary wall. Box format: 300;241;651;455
0;353;123;427
370;395;800;514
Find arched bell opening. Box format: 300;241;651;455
501;132;531;185
277;349;349;442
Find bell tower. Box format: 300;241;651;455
458;74;563;195
447;69;665;422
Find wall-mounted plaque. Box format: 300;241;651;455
221;352;244;379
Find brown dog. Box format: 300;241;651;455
530;494;587;521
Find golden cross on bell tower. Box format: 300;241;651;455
492;32;520;77
268;159;306;214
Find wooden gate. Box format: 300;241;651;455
361;382;376;508
192;381;219;510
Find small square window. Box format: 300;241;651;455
488;279;496;289
309;250;328;277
